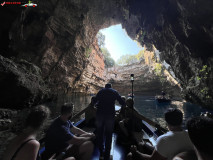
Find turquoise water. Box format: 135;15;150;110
46;94;212;128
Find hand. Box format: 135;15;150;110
130;145;137;154
88;133;96;140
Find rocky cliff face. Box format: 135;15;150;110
106;55;181;98
73;39;106;94
125;0;213;109
0;0;213;109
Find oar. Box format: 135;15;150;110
146;117;168;133
71;104;92;121
129;107;168;133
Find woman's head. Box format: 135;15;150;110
25;105;50;129
126;98;134;108
121;96;126;102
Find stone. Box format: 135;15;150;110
0;55;50;109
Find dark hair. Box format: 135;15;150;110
121;96;126;102
165;108;183;126
126;97;134;108
105;83;112;88
61;103;74;115
26;105;50;129
187;116;213;156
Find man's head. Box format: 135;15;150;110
126;98;134;109
61;103;74;119
165;108;183;126
187;116;213;157
105;83;112;88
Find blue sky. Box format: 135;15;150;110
100;24;142;61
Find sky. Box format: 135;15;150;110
100;24;142;61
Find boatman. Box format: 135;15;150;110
43;103;95;160
93;83;125;160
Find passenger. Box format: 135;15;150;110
43;103;95;160
127;108;194;160
3;105;50;160
161;91;166;99
85;96;97;126
93;83;125;160
119;98;160;145
115;96;126;121
186;116;213;160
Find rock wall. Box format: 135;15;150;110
124;0;213;109
106;58;181;98
0;0;213;109
73;39;106;94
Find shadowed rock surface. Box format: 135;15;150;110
0;55;50;109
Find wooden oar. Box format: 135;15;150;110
71;104;92;121
126;106;168;133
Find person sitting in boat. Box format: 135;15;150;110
119;98;160;145
186;116;213;160
127;108;194;160
161;91;166;99
128;92;134;97
43;103;95;160
3;105;51;160
115;96;126;120
85;96;97;126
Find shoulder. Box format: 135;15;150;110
156;132;173;144
26;139;40;149
19;140;40;160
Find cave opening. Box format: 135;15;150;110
97;24;143;64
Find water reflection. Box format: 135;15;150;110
46;94;211;128
45;93;91;122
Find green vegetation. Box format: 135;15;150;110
153;63;166;87
97;32;105;48
154;63;162;76
97;32;115;68
101;47;115;68
197;65;211;99
117;49;144;65
85;47;91;58
197;65;208;81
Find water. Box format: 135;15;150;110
46;94;212;128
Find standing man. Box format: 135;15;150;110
93;83;125;160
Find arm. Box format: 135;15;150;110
71;126;91;136
70;126;95;139
67;135;92;146
115;92;125;106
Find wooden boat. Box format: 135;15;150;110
39;105;167;160
155;95;171;105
